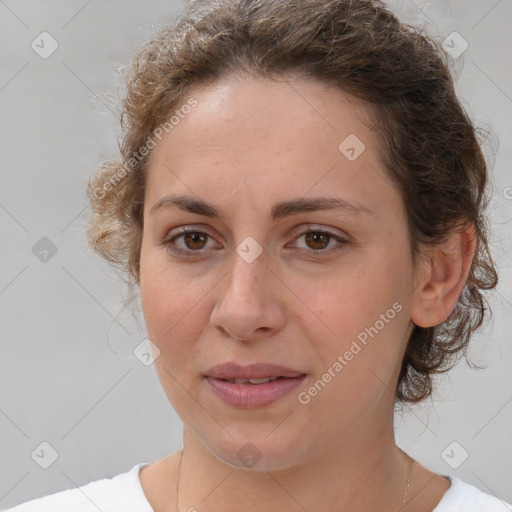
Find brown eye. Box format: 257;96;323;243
304;232;331;250
162;228;219;257
182;231;208;250
289;229;349;257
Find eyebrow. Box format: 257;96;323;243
149;194;372;221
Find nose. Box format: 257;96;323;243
210;251;287;342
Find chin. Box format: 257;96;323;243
203;430;309;472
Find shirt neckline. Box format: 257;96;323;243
431;475;456;511
132;463;456;510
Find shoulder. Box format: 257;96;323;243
433;476;512;512
3;463;152;512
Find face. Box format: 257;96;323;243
139;75;419;471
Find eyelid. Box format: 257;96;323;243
160;223;221;243
288;223;347;238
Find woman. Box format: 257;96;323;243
6;0;510;510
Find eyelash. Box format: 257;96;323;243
160;227;349;258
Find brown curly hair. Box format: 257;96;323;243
86;0;498;404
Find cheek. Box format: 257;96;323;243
139;246;217;370
141;274;198;345
140;248;186;343
139;258;209;415
304;248;410;372
298;269;407;427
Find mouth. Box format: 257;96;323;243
204;361;306;381
203;364;307;408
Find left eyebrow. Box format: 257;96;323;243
149;194;372;220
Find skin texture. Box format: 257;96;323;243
138;76;475;512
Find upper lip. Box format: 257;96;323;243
205;362;305;380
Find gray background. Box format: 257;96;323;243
1;0;511;508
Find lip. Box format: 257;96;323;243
205;375;307;408
204;362;305;380
204;362;306;408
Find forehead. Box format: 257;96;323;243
159;75;376;150
144;75;399;221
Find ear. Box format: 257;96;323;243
410;220;477;328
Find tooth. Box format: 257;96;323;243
224;377;281;384
248;378;269;384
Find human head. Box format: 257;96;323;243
86;0;497;408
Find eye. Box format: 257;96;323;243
288;228;348;256
161;227;220;257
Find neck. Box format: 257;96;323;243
175;418;412;512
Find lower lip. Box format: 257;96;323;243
205;375;306;408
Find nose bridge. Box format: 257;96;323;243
225;243;268;304
224;215;268;293
211;243;284;340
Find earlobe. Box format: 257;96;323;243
410;221;477;328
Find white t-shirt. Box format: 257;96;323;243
3;462;512;512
